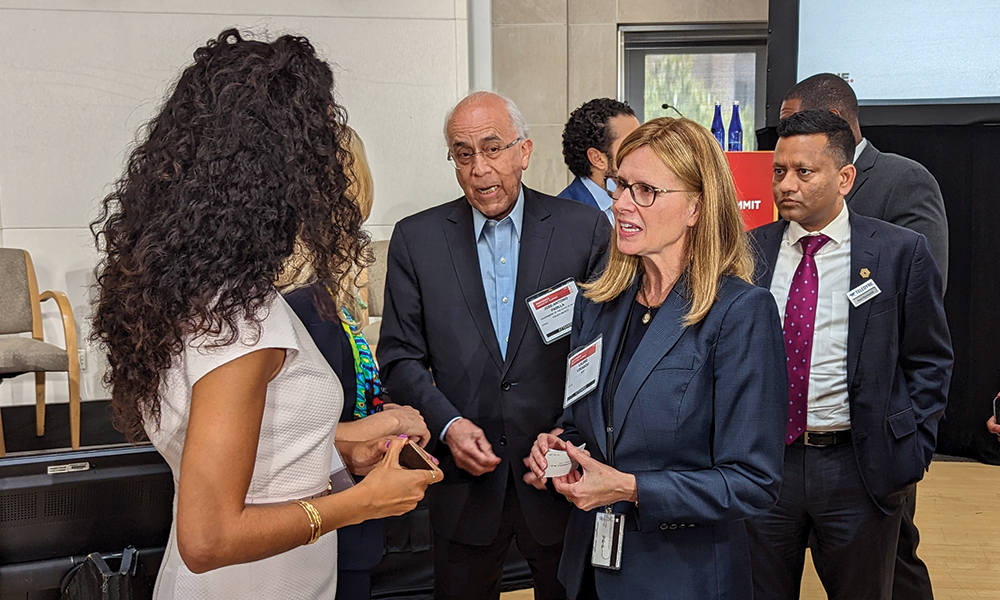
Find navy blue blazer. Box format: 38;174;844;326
558;275;787;600
284;285;385;573
750;211;953;513
558;176;601;210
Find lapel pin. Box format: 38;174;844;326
860;268;871;279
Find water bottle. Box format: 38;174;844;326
728;101;743;151
710;102;725;149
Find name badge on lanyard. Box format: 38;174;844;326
527;278;579;344
591;508;625;570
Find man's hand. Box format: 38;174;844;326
988;415;1000;440
552;442;636;512
444;418;501;476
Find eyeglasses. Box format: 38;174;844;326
610;176;696;208
447;137;523;169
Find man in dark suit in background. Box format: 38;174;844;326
558;98;638;224
377;91;610;600
781;73;949;600
747;110;953;600
781;73;948;288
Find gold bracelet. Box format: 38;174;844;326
294;500;323;545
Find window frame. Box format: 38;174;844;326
619;23;769;134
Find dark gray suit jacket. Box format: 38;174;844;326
848;141;949;289
377;186;609;546
751;211;953;513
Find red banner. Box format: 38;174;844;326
726;151;777;231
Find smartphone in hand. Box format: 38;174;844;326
399;439;438;470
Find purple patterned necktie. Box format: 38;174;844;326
784;234;831;444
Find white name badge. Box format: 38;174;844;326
564;335;602;409
543;443;586;478
591;510;625;570
847;279;882;307
526;278;579;344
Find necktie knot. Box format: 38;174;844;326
800;234;831;257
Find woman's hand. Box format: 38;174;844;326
988;415;1000;439
336;405;431;448
338;436;394;476
526;429;568;481
552;442;637;512
356;437;443;519
381;404;432;447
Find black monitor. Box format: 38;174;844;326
0;444;172;599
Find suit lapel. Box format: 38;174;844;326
443;201;504;369
846;142;877;204
502;188;553;375
611;276;689;447
753;221;786;288
589;280;637;460
847;212;880;388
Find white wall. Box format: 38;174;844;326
0;0;469;406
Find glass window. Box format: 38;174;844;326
622;25;767;150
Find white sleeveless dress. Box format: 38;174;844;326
147;292;342;599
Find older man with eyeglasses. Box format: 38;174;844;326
377;91;611;600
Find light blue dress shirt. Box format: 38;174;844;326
582;176;615;224
472;188;524;359
440;187;524;440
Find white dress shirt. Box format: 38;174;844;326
769;203;852;431
854;137;868;164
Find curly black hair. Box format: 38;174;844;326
90;28;368;442
561;98;635;179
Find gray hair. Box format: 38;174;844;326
443;90;530;144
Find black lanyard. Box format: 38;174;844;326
601;299;636;469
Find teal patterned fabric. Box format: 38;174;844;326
339;305;385;419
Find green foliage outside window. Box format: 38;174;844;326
643;53;757;151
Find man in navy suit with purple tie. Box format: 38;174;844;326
746;110;953;600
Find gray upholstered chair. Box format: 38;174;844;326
0;248;80;456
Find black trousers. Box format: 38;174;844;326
433;474;566;600
892;486;934;600
746;441;906;600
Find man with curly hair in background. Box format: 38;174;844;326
558;98;639;223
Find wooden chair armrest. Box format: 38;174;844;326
38;290;79;370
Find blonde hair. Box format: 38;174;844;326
345;126;374;221
582;117;753;326
277;126;375;325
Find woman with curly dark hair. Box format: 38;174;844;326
90;29;440;599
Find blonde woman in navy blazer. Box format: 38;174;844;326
526;118;788;600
